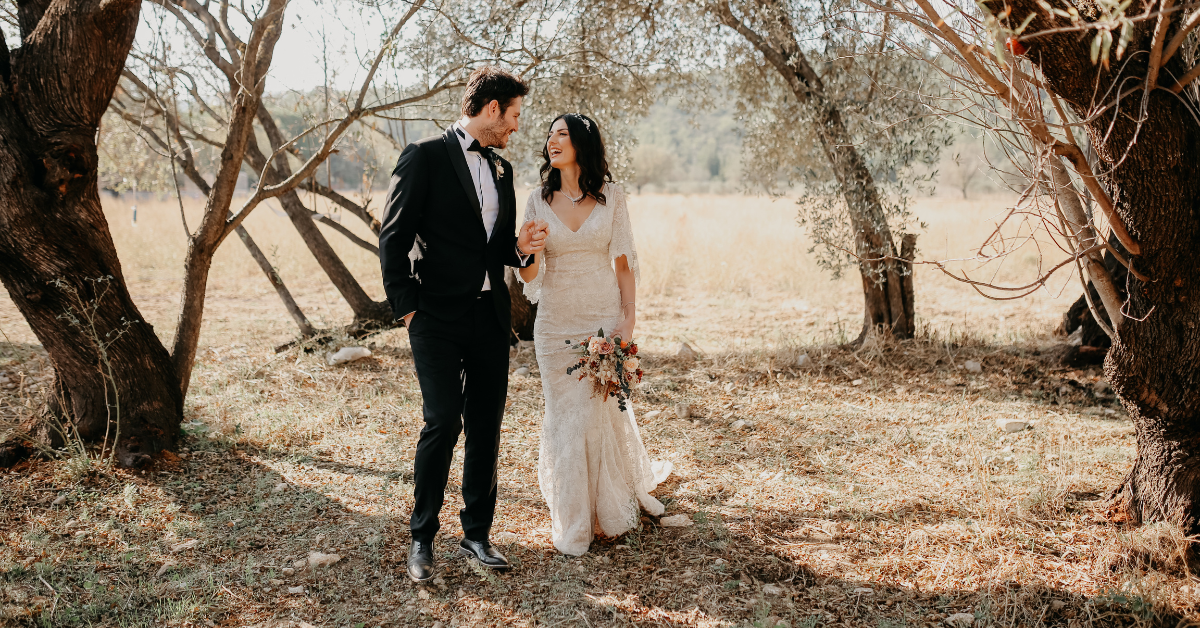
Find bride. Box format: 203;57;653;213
518;113;670;556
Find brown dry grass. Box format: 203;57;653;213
0;192;1194;628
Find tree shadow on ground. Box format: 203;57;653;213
0;439;1179;628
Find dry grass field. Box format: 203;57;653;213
0;191;1192;628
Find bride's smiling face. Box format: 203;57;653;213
546;119;576;169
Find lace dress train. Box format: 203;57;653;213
519;183;671;556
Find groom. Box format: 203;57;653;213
379;66;547;582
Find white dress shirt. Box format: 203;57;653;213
454;122;501;291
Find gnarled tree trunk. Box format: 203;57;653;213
1001;0;1200;532
0;0;182;463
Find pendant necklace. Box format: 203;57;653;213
562;185;585;207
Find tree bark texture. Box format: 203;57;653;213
713;0;916;339
1002;0;1200;532
0;0;182;461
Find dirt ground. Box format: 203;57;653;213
0;193;1194;627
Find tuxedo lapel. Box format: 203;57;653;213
442;129;484;225
492;159;514;245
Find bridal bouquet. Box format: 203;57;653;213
565;329;643;411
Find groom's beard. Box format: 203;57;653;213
477;121;510;149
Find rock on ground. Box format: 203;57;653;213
995;418;1030;433
660;514;693;527
327;347;371;366
306;551;342;568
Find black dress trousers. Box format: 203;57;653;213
407;291;510;543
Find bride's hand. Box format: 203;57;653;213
613;320;634;344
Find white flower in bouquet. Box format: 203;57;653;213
587;337;604;355
623;357;640;371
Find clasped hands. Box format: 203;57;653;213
518;219;550;255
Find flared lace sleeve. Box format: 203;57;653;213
608;183;639;285
517;191;546;303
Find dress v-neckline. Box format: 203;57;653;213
545;194;603;234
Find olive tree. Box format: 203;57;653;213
860;0;1200;531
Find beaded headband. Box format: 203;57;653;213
568;113;592;133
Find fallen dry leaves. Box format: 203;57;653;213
0;287;1195;627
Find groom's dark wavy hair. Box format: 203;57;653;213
539;113;612;205
461;66;529;117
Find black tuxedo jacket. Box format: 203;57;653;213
379;127;526;332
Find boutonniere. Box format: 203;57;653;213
491;155;505;179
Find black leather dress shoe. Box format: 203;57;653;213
407;540;434;582
458;538;510;570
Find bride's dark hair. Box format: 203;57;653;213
539;113;612;205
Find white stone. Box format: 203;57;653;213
326;346;371;366
272;482;288;493
52;495;66;506
513;366;530;377
660;514;693;527
644;410;662;419
852;587;874;595
795;353;812;369
995;418;1030;433
281;567;295;577
675;404;691;420
851;379;864;386
307;551;341;568
676;343;697;360
945;613;975;627
169;539;199;553
288;586;305;594
964;360;982;373
494;531;518;544
762;584;784;596
731;420;747;430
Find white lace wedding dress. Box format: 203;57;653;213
519;182;671;556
